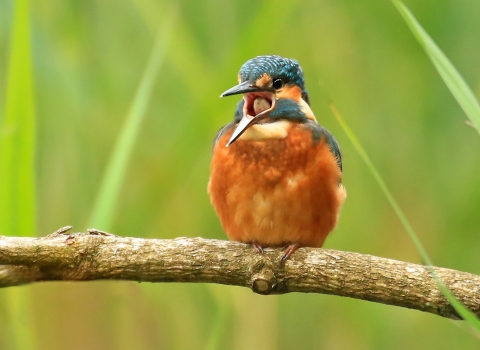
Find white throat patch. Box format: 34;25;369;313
238;120;292;141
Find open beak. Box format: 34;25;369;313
220;81;275;147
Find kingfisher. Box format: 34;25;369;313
208;55;346;261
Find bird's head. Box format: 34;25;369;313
220;55;314;146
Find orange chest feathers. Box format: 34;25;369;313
208;123;346;248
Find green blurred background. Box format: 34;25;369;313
1;0;480;349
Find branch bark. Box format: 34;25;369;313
1;227;479;320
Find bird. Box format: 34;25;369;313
208;55;346;261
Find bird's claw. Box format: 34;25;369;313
281;243;299;262
252;243;265;254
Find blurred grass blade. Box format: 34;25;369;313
392;0;480;328
393;0;480;134
0;0;37;349
89;8;176;230
205;299;230;350
0;0;36;237
331;104;480;330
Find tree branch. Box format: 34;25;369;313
1;227;479;320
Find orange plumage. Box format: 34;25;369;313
208;55;346;259
209;123;345;250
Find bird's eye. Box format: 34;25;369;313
272;78;283;89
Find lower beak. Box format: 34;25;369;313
226;115;257;147
226;98;276;147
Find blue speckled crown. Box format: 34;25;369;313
238;55;306;92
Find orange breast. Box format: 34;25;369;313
208;123;346;248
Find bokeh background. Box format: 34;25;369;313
1;0;480;349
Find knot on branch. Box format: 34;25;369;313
248;252;286;295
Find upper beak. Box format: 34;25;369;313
220;80;266;97
220;82;275;147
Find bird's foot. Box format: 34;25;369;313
281;243;300;262
252;242;265;254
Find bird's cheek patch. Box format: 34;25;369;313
255;73;272;89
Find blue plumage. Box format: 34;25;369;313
239;55;308;98
216;55;342;172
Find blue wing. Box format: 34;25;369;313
325;131;343;173
306;121;342;172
